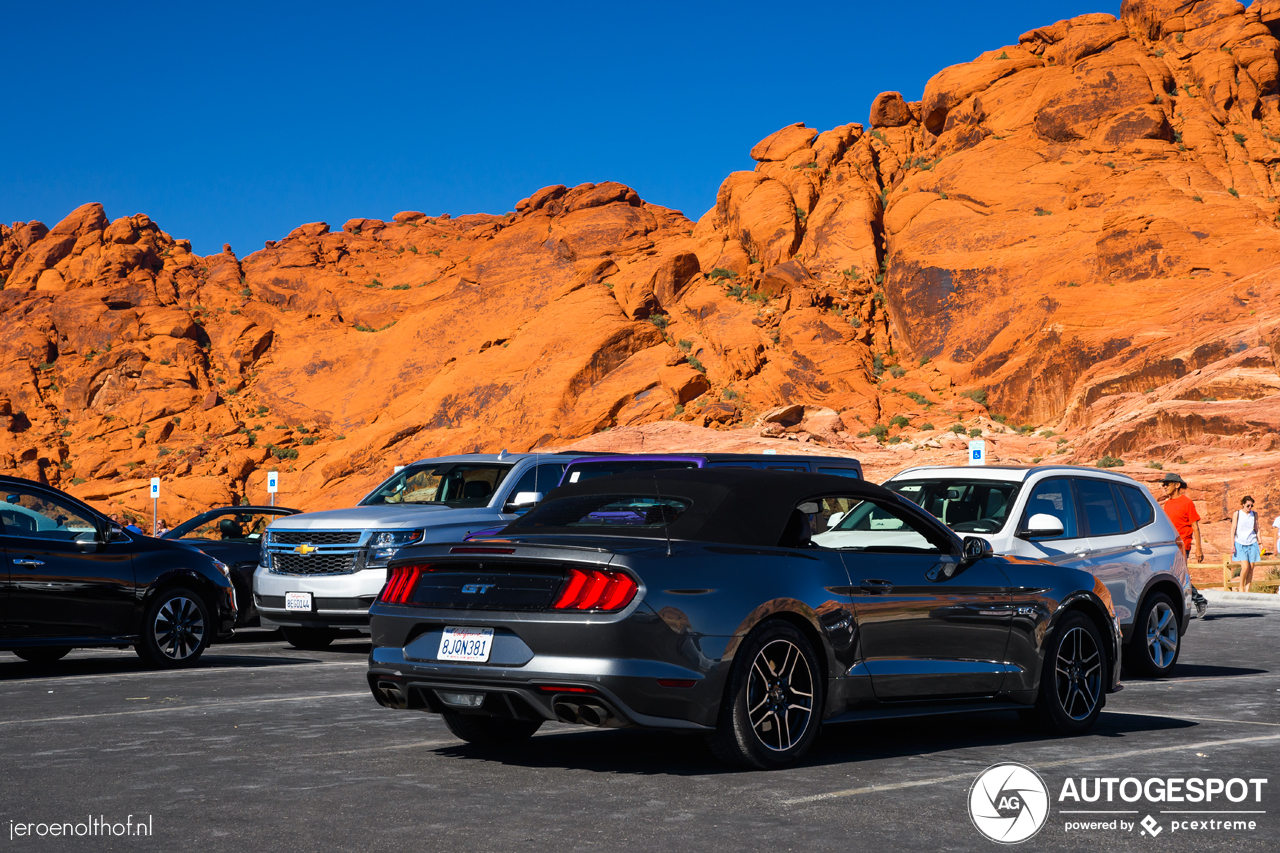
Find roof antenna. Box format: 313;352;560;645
653;474;673;558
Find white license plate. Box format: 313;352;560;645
285;592;313;612
437;627;494;662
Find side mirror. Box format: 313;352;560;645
504;491;542;512
1017;513;1064;540
961;536;993;563
106;523;128;542
826;511;846;529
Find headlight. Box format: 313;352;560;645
259;534;272;569
368;529;424;567
212;559;231;579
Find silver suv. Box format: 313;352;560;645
878;465;1192;677
254;452;584;649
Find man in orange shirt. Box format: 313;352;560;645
1161;472;1207;616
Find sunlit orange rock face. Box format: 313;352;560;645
2;1;1278;561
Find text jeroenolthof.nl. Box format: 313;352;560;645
9;815;152;839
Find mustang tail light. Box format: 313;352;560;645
552;569;638;611
380;564;432;604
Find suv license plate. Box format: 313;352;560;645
438;627;494;662
285;592;313;612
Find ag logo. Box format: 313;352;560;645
968;762;1050;844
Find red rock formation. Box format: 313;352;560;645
3;1;1280;547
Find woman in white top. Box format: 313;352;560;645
1232;496;1259;593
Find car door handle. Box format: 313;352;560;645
859;579;894;593
13;558;44;567
1073;549;1091;557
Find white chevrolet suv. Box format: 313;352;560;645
873;465;1192;678
254;452;585;649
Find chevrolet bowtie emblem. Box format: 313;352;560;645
294;544;318;555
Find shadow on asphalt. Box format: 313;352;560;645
1126;655;1264;676
426;708;1200;776
1201;612;1270;621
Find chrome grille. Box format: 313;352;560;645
273;531;362;545
273;553;358;575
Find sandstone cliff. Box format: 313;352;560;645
2;0;1279;561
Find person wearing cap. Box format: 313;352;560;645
1160;472;1208;616
1230;495;1260;593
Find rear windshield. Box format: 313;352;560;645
885;479;1022;534
560;460;700;485
360;463;512;507
506;494;691;529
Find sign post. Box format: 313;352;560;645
150;477;160;535
267;471;279;507
968;440;987;466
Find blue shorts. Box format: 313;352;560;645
1233;542;1261;562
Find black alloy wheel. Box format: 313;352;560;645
706;620;822;769
136;587;212;668
441;712;543;747
1122;592;1180;678
281;627;338;650
1025;610;1105;735
13;647;72;664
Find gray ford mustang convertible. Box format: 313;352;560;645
366;469;1121;768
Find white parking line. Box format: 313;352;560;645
1117;710;1280;727
0;659;366;686
782;732;1280;805
0;691;369;726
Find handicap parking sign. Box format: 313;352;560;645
968;440;986;466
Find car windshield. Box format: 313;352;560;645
171;511;281;542
883;478;1022;534
359;463;513;507
560;459;700;485
508;494;692;529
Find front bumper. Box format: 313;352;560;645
253;564;387;629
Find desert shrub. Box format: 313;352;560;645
960;388;988;406
890;415;909;428
1097;456;1124;468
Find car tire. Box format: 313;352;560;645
705;620;823;769
281;627;338;650
13;647;72;664
1122;592;1180;678
1026;610;1106;735
135;587;212;669
441;712;542;746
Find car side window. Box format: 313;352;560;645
1075;478;1125;537
1120;484;1155;529
811;496;947;553
507;464;566;499
1022;478;1078;539
0;488;98;541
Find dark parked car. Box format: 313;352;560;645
163;506;300;627
367;469;1121;768
0;475;237;667
557;452;863;486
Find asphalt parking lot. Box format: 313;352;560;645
2;601;1277;852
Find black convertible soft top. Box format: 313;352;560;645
502;468;924;548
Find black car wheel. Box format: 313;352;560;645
1026;611;1105;735
1122;592;1180;678
706;620;822;769
13;647;72;664
281;627;338;650
442;712;543;746
136;588;211;668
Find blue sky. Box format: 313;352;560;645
4;1;1108;255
